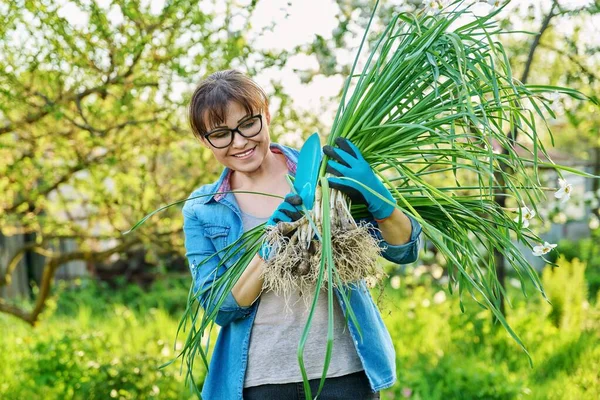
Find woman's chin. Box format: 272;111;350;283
231;162;259;174
228;152;263;173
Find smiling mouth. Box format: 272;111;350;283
231;147;256;158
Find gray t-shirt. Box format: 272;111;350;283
240;210;364;388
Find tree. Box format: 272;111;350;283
0;0;319;324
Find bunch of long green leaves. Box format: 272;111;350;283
127;1;598;398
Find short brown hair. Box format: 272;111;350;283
189;70;269;140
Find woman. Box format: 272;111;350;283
183;69;422;400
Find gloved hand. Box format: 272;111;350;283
323;137;396;221
265;193;303;227
258;192;304;261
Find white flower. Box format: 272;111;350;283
553;212;568;224
589;215;600;230
514;206;536;228
554;178;572;203
390;275;401;289
424;0;443;13
486;0;502;7
509;278;521;288
431;264;444;279
433;290;446;304
532;241;557;256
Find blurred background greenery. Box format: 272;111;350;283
1;0;600;399
1;254;599;399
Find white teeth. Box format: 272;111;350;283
233;148;253;158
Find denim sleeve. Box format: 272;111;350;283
367;213;423;265
183;203;254;327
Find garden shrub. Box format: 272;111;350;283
557;238;600;301
542;256;588;331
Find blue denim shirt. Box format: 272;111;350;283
182;143;423;400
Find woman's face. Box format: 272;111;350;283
202;101;271;173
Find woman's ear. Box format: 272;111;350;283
265;108;271;125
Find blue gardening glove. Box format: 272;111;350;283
258;193;304;260
266;193;303;227
323;137;396;221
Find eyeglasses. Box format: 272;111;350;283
203;114;263;149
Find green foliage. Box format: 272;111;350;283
378;255;600;400
53;276;190;317
17;331;189;400
556;238;600;301
409;355;522;400
0;279;202;400
542;256;588;331
3;267;599;400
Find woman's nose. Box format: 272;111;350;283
230;130;249;148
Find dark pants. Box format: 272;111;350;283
243;370;380;400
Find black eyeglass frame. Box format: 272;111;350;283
203;114;263;149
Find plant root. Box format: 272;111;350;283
261;188;385;301
331;222;384;285
262;225;383;298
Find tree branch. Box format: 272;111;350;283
0;244;54;288
509;1;558;145
520;1;558;84
0;237;142;326
539;42;600;82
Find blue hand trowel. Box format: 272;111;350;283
292;132;322;210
